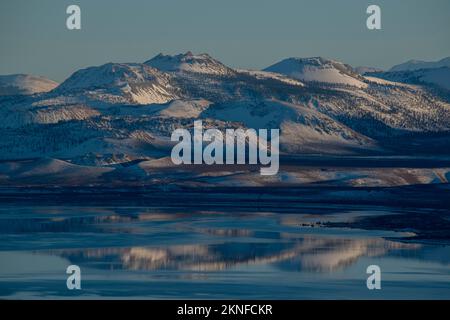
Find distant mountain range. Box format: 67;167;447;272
389;57;450;72
0;74;58;96
0;53;449;187
365;57;450;90
370;67;450;90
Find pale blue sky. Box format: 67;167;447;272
1;0;449;82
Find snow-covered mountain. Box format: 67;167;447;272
369;67;450;90
365;57;450;90
264;57;367;88
202;99;374;153
0;74;58;96
145;51;235;76
1;52;450;183
390;57;450;72
55;62;179;104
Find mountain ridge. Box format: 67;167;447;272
1;52;449;166
144;51;235;76
390;57;450;72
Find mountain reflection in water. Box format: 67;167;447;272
46;237;420;273
0;204;449;299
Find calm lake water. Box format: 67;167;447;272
0;203;449;299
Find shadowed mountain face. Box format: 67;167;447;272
0;52;449;187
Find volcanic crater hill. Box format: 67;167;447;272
0;52;450;187
144;51;236;76
264;57;368;88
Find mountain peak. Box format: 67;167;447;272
57;62;168;92
264;57;366;88
288;56;332;64
390;56;450;72
144;52;234;75
55;62;177;104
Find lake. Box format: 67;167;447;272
0;203;449;299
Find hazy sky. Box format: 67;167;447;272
1;0;449;82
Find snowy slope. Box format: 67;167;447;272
153;99;212;118
0;94;99;129
236;69;304;86
202;99;376;153
264;57;367;88
390;57;450;72
0;158;113;186
1;52;450;172
0;74;59;96
56;63;179;104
